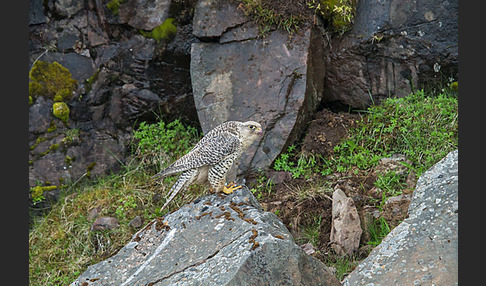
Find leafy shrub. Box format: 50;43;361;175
132;119;200;170
273;145;318;179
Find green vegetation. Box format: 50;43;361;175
240;0;305;35
273;145;318;179
106;0;125;15
30;185;57;205
374;170;407;201
239;0;357;36
62;128;80;146
308;0;356;34
133;119;199;169
29;89;457;284
47;121;57;133
140;18;177;43
324;254;359;281
29;60;77;102
84;68;100;94
256;89;457;277
29;119;202;285
300;215;322;247
250;172;275;200
274;90;458;179
367;216;391;247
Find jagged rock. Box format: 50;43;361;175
54;0;84;18
129;216;144;228
91;216;120;231
118;0;171;30
29;0;47;25
381;194;412;226
322;0;458;108
71;187;341;286
87;206;102;221
28;96;52;136
42;52;96;83
191;0;327;176
343;149;458;285
330;189;362;256
192;0;247;39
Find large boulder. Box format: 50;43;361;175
191;0;326;176
323;0;458;108
343;149;458;285
71;187;341;285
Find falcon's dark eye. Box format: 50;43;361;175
249;125;256;130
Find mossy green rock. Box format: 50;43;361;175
29;60;77;101
52;102;70;123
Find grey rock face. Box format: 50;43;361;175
54;0;84;18
71;187;341;286
343;149;458;285
29;0;47;25
192;0;247;38
323;0;458;108
119;0;171;30
28;2;199;193
191;0;326;175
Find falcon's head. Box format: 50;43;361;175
238;121;263;147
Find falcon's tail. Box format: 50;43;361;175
159;169;197;212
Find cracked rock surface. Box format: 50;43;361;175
71;187;341;286
343;149;458;285
190;0;327;176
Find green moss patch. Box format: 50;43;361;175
140;18;177;43
107;0;126;15
30;185;58;205
29;61;78;101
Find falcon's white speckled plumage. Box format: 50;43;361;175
153;120;262;212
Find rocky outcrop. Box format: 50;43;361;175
343;149;458;285
29;0;458;207
191;0;327;176
29;0;199;198
322;0;458;108
71;187;341;286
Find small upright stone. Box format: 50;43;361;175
330;189;362;256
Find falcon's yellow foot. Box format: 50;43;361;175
223;182;242;194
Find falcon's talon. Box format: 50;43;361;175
223;182;242;194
